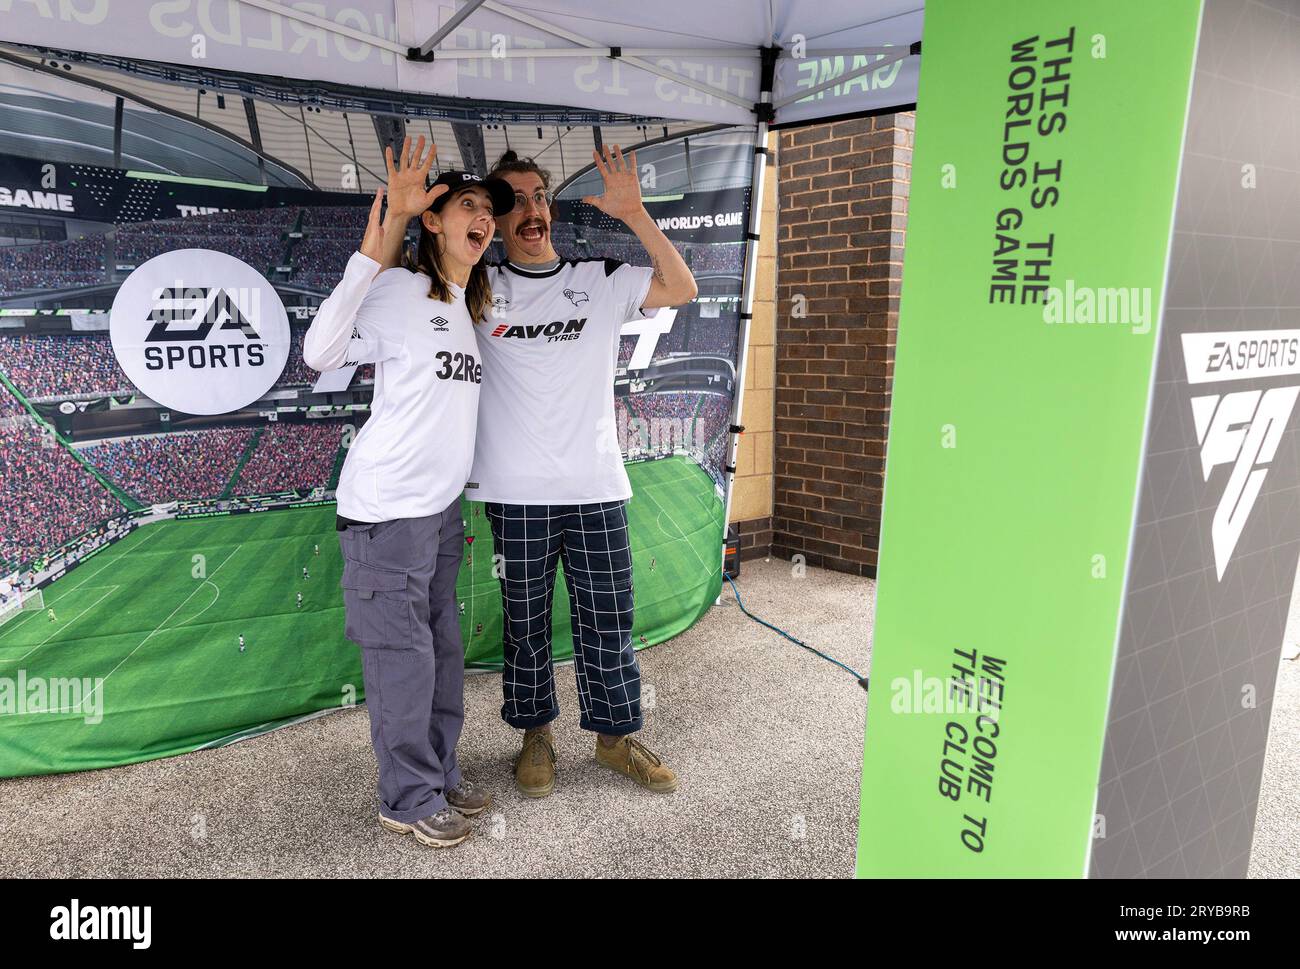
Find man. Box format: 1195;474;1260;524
472;145;697;797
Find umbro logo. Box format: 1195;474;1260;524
430;316;449;331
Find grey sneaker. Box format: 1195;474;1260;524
446;778;492;817
378;807;471;848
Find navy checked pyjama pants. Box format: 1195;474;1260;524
485;500;642;735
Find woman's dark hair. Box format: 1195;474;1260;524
404;202;492;324
488;150;552;189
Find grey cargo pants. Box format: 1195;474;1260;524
338;502;466;821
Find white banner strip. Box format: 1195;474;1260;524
1181;329;1300;384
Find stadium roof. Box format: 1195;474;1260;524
0;46;704;193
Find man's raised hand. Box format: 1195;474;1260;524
582;145;646;223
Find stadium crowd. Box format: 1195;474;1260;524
0;330;327;399
115;225;284;273
611;390;733;486
0;418;126;571
234;420;344;495
0;334;132;399
0;237;108;295
82;427;255;505
616;309;738;366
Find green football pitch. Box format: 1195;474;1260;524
0;456;723;776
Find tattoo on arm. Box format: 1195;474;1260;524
651;254;666;286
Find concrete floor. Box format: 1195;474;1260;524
0;557;1293;878
1247;575;1300;877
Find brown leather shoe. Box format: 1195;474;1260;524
595;736;678;792
514;729;556;798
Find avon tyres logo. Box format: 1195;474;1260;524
110;249;290;415
490;318;586;343
1183;331;1300;580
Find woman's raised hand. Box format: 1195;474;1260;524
384;135;447;218
359;186;388;264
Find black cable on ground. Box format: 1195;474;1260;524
724;573;869;691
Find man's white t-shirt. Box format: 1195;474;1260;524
303;251;483;522
469;258;654;505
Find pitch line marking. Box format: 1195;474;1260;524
0;523;165;643
0;585;120;667
636;485;713;575
178;580;222;628
78;544;243;709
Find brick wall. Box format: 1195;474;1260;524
771;112;914;576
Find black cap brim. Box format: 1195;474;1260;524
429;175;516;217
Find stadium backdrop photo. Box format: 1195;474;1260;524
0;1;919;778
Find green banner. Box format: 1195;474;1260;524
857;0;1202;876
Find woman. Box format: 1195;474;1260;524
302;137;514;849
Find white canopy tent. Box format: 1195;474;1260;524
1;0;924;563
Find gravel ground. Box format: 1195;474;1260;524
0;558;873;878
0;555;1292;878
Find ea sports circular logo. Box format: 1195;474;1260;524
109;249;290;416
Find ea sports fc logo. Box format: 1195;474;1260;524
110;249;290;415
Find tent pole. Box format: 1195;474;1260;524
411;0;488;59
718;44;778;592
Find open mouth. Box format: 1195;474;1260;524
466;227;486;253
517;218;546;243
